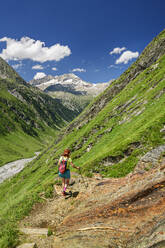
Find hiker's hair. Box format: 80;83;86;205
62;149;70;157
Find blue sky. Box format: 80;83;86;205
0;0;164;83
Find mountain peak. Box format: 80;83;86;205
29;73;110;113
0;56;25;83
29;73;110;96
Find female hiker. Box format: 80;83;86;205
58;149;80;196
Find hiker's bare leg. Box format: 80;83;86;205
62;178;65;191
63;178;69;191
65;179;70;190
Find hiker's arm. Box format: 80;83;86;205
71;161;80;170
57;158;61;166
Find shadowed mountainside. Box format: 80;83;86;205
0;57;79;166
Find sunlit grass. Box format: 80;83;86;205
0;32;165;247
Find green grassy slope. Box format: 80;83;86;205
50;29;165;177
0;30;165;247
0;58;79;166
49;91;93;114
63;29;165;135
52;54;165;177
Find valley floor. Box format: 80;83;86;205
0;152;40;184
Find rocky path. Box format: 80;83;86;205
18;158;165;248
18;173;102;247
0;152;40;184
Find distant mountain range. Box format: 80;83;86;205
29;73;110;96
0;57;79;166
29;74;111;112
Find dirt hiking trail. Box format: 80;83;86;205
19;159;165;248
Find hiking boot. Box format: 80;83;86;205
62;191;66;196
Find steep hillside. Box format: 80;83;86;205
52;29;165;177
29;73;110;112
64;30;165;133
0;58;78;166
0;30;165;248
18;159;165;248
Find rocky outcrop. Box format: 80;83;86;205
134;145;165;173
19;158;165;248
55;160;165;248
17;244;37;248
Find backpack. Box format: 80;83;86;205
59;157;68;174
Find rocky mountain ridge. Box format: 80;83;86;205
29;73;110;96
29;73;110;112
0;57;24;82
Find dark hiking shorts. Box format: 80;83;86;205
58;169;70;179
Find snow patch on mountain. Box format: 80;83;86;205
29;73;111;96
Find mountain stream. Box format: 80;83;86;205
0;152;40;184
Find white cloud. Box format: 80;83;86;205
34;72;46;80
32;64;44;70
12;64;20;69
115;50;139;64
0;37;71;62
72;68;86;72
110;47;126;55
12;61;23;69
52;67;57;71
108;65;118;69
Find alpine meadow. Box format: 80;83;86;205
0;28;165;248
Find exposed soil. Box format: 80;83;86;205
19;159;165;248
